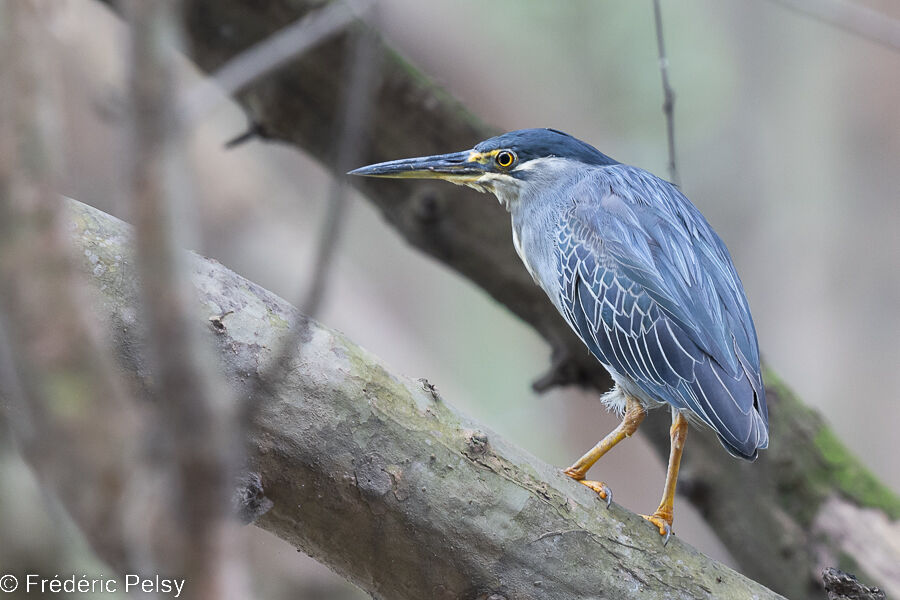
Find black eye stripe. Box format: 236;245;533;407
496;150;516;168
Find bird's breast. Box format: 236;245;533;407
511;225;538;282
510;205;569;314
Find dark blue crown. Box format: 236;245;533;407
475;128;617;167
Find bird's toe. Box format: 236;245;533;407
640;513;673;545
578;479;613;507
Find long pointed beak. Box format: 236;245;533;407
348;150;487;181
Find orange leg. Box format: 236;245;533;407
642;411;689;544
563;396;646;505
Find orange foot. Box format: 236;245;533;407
563;468;612;508
641;512;673;545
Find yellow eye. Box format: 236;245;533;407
496;150;516;169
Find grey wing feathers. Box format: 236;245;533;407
556;166;768;459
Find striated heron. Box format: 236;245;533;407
350;128;768;543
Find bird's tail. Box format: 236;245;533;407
717;406;768;461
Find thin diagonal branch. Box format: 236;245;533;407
180;0;375;124
766;0;900;53
652;0;679;187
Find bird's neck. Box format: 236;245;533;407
491;180;521;212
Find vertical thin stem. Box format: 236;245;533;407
251;16;382;411
303;19;381;319
652;0;680;187
126;1;246;597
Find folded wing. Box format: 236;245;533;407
555;167;768;459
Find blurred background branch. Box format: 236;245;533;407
124;0;247;597
181;0;375;125
766;0;900;52
0;2;251;598
0;0;142;571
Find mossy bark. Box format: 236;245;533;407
67;198;784;600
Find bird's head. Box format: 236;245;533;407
349;128;617;209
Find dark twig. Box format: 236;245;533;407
224;121;267;149
652;0;680;187
181;0;375;124
766;0;900;53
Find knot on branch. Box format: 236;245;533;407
355;454;392;503
463;430;490;458
208;310;233;334
417;377;441;401
233;472;273;525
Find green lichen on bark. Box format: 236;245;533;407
813;426;900;519
763;365;900;520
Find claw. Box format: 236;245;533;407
641;513;673;546
578;479;613;508
563;468;612;508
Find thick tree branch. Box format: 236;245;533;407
160;2;900;597
66;197;782;600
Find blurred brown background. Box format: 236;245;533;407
2;0;898;597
